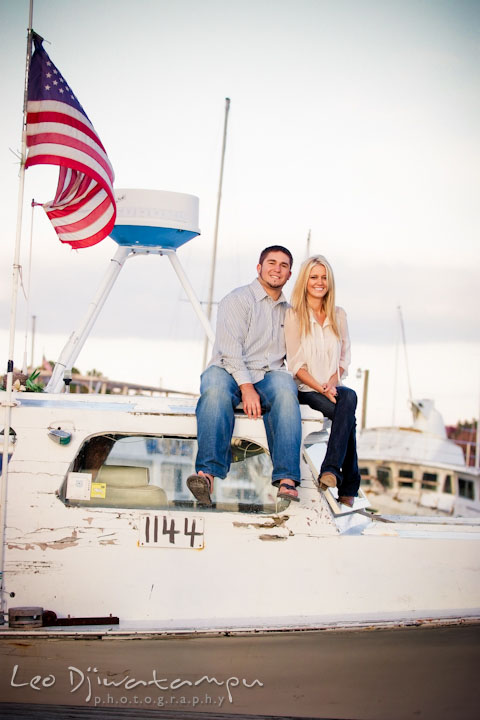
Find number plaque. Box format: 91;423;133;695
139;514;204;549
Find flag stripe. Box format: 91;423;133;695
46;187;109;219
53;169;97;208
50;195;113;235
26;116;112;167
47;187;108;226
24;154;115;205
55;212;116;249
26;131;113;183
54;167;78;204
47;183;99;220
26;109;106;151
54;169;93;206
53;205;116;243
27;99;98;133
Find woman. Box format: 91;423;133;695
284;255;360;506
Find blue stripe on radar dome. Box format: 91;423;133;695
110;225;199;249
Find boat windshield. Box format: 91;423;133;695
61;433;279;514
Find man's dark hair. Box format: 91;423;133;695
258;245;293;268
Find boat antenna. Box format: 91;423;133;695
31;315;36;371
1;0;34;623
21;200;38;373
202;97;231;370
305;228;311;258
397;305;413;410
392;309;400;425
476;376;480;472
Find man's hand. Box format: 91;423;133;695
240;383;262;419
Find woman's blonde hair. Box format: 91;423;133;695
290;255;340;337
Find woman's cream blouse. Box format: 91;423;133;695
284;306;351;392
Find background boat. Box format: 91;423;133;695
358;398;480;517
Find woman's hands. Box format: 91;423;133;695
295;367;338;404
320;384;337;403
320;372;340;403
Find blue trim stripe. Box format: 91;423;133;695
110;225;199;249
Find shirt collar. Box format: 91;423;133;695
250;277;287;305
310;309;331;328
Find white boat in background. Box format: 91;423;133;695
1;189;480;718
358;398;480;517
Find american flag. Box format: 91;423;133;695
25;32;116;249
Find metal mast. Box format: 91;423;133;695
398;305;413;409
1;0;34;622
202;97;231;370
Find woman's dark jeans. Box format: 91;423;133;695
299;386;360;497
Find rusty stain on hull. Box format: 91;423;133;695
233;515;289;530
7;524;121;551
8;538;78;551
8;529;79;551
5;560;55;575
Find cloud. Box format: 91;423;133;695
1;245;477;355
334;260;480;345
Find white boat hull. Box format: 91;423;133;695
1;392;480;719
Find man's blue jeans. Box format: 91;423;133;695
195;365;301;484
299;386;360;497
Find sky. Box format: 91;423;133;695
0;0;479;428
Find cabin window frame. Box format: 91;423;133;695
376;466;392;489
443;474;453;494
421;471;438;491
358;466;371;486
458;477;475;501
60;431;283;515
398;468;414;488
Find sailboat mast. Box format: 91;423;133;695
1;0;34;620
6;7;33;381
21;200;37;373
398;305;413;408
202;97;231;370
476;384;480;471
31;315;36;370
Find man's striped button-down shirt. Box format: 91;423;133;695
208;278;289;386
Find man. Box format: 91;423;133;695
187;245;302;506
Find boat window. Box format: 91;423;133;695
398;469;414;487
443;475;452;494
61;434;278;514
358;467;372;487
376;466;392;489
421;472;438;490
0;427;16;472
458;477;475;500
359;467;371;485
0;454;12;474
